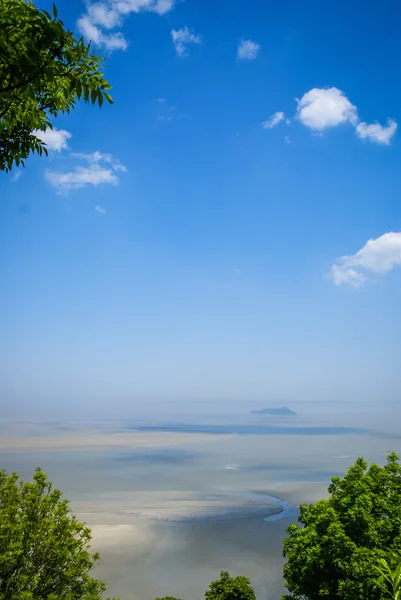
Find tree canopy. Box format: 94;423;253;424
0;467;117;600
282;452;401;600
0;0;112;172
205;571;256;600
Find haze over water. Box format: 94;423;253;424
1;400;400;600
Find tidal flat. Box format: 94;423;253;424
1;401;400;600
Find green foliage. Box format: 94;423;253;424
282;452;401;600
153;571;255;600
376;553;401;600
0;467;117;600
0;0;113;172
205;571;256;600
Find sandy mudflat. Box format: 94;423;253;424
79;493;296;600
0;430;231;451
74;489;284;523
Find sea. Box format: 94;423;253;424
1;400;400;600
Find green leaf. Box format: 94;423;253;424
283;453;401;600
0;468;115;599
0;0;113;172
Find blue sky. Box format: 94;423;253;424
1;0;401;417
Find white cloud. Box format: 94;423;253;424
237;39;260;60
262;111;285;129
330;232;401;287
95;205;107;214
171;27;202;56
356;119;397;145
33;127;71;151
112;0;174;14
153;0;174;14
46;165;118;192
284;135;291;144
45;151;126;193
297;87;358;130
87;3;121;28
331;265;367;288
77;0;175;51
71;150;127;172
77;15;103;41
11;172;22;182
113;163;127;172
294;87;397;145
77;15;128;50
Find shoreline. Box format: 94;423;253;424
75;491;297;525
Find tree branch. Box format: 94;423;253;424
0;69;43;94
0;44;64;94
0;100;13;119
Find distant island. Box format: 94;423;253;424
250;407;297;416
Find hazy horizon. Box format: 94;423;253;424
1;398;400;422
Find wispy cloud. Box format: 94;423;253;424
331;265;367;288
45;151;126;194
155;98;189;123
330;232;401;287
237;39;260;60
46;165;118;192
77;0;176;51
95;205;107;214
356;119;397;145
33;127;72;152
262;112;285;129
11;172;22;182
171;27;202;56
77;15;128;50
153;0;174;14
71;150;127;172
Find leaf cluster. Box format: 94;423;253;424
0;0;113;171
205;571;256;600
375;552;401;600
0;468;118;600
282;452;401;600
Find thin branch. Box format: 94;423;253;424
0;45;64;94
0;69;43;94
0;101;13;119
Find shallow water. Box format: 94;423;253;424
1;403;401;600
